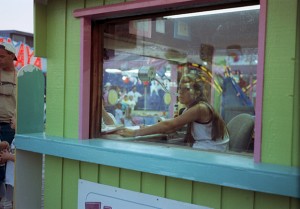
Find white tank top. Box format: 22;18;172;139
183;104;229;152
191;121;212;140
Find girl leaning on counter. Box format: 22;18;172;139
117;72;229;152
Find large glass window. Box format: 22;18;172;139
95;4;260;154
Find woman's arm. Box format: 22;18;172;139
117;104;208;137
102;103;115;125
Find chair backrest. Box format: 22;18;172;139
227;113;254;152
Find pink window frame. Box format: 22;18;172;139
74;0;266;162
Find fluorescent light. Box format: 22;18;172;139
127;69;139;74
165;5;260;19
105;68;122;73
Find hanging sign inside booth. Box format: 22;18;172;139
0;37;47;72
78;179;212;209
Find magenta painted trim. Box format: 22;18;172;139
254;0;267;162
79;17;92;139
73;0;230;20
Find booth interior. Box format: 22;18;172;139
99;5;258;153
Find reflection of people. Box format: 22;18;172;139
103;82;112;105
127;85;142;104
123;106;136;127
232;70;247;89
114;103;124;125
150;80;160;96
127;95;136;110
118;73;229;151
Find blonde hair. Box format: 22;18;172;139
180;73;226;144
179;73;207;104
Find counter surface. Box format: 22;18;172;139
15;133;300;198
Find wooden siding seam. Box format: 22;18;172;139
63;0;68;137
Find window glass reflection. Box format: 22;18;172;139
100;6;259;153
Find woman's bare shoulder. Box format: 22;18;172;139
194;102;213;122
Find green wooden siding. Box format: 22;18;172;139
192;182;221;209
43;156;300;209
34;3;47;57
62;159;80;209
64;0;82;138
45;0;67;137
99;165;120;187
36;0;300;164
292;0;300;167
261;0;299;166
44;156;63;209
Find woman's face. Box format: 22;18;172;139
177;81;194;106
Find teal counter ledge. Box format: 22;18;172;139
15;133;300;198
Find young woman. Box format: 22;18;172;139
117;73;229;151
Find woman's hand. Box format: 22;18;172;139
116;128;136;137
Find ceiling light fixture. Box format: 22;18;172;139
164;5;260;19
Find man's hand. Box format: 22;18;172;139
0;141;9;150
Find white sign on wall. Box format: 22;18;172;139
78;179;212;209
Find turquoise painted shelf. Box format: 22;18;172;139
15;132;300;198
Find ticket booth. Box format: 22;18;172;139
14;0;299;209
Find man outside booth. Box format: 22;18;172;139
0;42;17;144
0;42;17;206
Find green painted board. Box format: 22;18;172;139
99;165;120;187
80;162;99;182
34;2;47;57
45;0;66;137
193;182;221;209
261;0;298;165
120;169;141;192
254;193;290;209
221;187;254;209
64;0;82;138
62;159;80;209
17;65;45;134
44;155;63;209
141;173;165;197
85;0;104;8
166;177;192;203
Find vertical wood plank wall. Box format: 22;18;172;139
261;0;299;166
33;0;300;209
44;156;299;209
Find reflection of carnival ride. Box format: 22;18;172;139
177;63;256;123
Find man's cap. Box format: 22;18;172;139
0;42;17;61
104;82;112;87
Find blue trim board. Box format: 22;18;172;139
15;133;300;198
